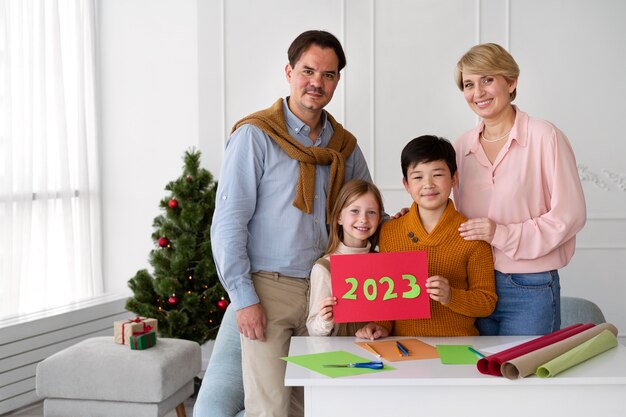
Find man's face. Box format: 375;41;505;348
285;44;340;120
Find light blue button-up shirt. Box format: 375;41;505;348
211;99;372;310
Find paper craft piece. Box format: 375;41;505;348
355;338;439;362
331;251;429;323
282;350;395;378
436;345;480;365
536;329;618;378
501;322;618;379
477;323;595;376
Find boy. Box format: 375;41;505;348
357;135;497;339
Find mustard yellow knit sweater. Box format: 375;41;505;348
377;200;497;336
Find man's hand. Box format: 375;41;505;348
236;303;267;341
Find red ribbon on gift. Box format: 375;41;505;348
132;324;154;349
121;317;143;344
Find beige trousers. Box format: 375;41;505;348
241;271;310;417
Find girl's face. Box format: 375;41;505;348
338;192;381;248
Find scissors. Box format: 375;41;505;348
323;361;384;369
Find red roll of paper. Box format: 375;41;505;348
477;323;595;376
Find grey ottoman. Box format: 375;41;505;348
36;336;201;417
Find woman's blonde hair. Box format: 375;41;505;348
454;43;520;100
326;179;384;255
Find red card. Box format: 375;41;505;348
330;251;430;323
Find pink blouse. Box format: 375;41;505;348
453;106;586;273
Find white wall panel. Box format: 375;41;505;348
198;0;225;176
100;0;200;296
372;0;477;193
344;0;375;179
561;248;626;329
222;0;346;133
479;0;509;46
510;0;626;218
504;0;626;331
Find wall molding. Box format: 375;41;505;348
340;0;346;124
603;169;626;191
370;0;376;181
220;0;226;153
586;215;626;221
576;246;626;250
579;165;626;192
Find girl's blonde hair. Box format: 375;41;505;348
454;43;520;100
326;179;384;255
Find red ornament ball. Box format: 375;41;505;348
168;296;178;305
186;175;193;183
217;299;229;311
158;237;169;248
168;198;178;209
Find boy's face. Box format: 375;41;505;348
402;160;456;214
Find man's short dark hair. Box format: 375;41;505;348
288;30;346;72
401;135;457;180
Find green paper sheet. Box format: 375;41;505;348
436;345;480;364
536;329;618;378
282;350;395;378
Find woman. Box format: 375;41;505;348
453;43;586;336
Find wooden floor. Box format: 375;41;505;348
5;397;195;417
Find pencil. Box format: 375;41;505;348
364;343;382;358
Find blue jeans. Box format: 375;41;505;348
476;270;561;336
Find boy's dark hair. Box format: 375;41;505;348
288;30;346;72
401;135;457;180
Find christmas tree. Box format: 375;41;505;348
126;149;229;344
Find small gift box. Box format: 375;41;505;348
129;325;157;350
114;317;158;345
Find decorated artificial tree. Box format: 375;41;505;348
126;149;229;345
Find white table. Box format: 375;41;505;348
285;336;626;417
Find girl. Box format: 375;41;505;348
306;179;384;336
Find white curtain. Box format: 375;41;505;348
0;0;103;318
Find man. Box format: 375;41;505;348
211;30;372;417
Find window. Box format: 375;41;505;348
0;0;103;318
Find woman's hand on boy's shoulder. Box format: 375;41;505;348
458;217;496;244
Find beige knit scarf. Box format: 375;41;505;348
231;98;357;220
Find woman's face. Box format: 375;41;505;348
461;73;517;121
